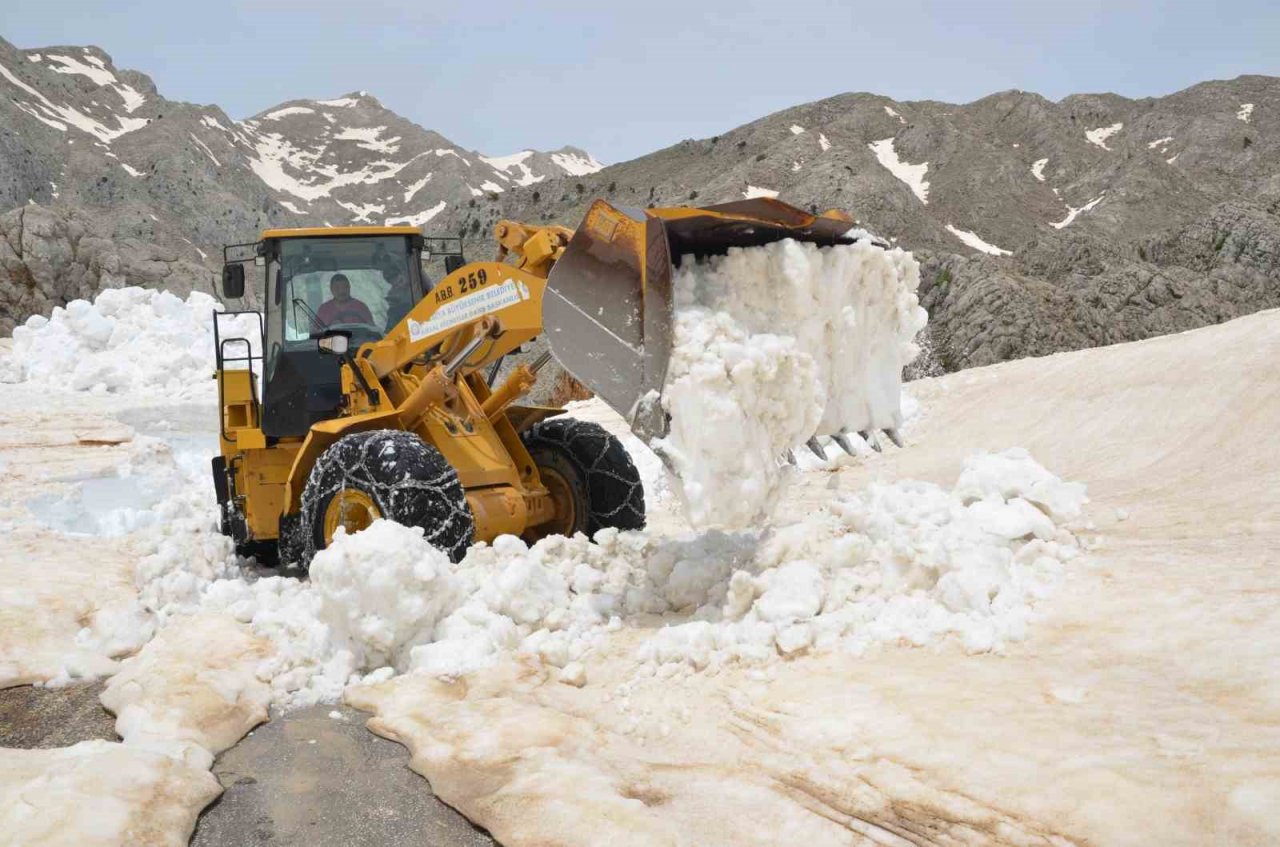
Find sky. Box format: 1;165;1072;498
5;0;1279;163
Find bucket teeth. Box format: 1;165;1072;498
858;430;882;452
884;428;904;448
805;436;826;460
832;430;858;456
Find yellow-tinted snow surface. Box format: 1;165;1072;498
349;309;1280;846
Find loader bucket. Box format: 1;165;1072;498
543;198;862;442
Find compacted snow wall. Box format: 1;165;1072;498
658;238;927;529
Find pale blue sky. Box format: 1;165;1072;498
6;1;1278;162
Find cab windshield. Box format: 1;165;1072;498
274;235;421;349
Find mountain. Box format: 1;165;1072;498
0;38;601;330
1;35;1277;377
447;80;1280;371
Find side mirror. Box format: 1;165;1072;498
317;331;351;356
444;255;465;275
222;264;245;299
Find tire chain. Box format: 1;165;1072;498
299;429;474;566
523;418;646;534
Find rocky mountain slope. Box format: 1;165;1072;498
0;37;600;331
1;35;1276;373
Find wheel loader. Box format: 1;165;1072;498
211;198;862;567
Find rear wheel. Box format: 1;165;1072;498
522;417;645;537
297;430;474;568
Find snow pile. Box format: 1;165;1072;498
0;287;259;399
640;448;1087;668
657;238;926;529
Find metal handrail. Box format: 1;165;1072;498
213;310;266;443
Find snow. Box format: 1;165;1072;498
119;163;144;177
1167;153;1180;165
315;96;358;107
433;148;472;167
43;52;147;113
789;124;805;134
480;150;545;186
1237;103;1254;122
402;172;432;203
656;239;926;529
1031;157;1048;181
262;106;315;120
1085;122;1123;150
1051;192;1106;229
337;201;386;222
189;133;221;167
279;200;304;214
245;127;425;201
0;60;148;144
333;125;401;154
550;150;605;175
741;185;778;199
1148;135;1174;149
385;200;447;228
884;105;906;124
479;180;504;193
868;138;930;203
945;224;1012;256
0;287;259;399
818;133;831;152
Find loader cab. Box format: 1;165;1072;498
222;227;464;439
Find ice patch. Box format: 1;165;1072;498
1051;192;1106;229
1086;122;1123;150
868;138;929;203
945;224;1011;256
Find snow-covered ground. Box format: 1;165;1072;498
1;287;1277;845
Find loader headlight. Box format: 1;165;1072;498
317;332;351;356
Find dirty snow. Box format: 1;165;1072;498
1051;192;1106;229
945;224;1012;256
1031;157;1048;181
1238;103;1254;123
656;239;926;529
1085;122;1123;150
868;138;929;203
789;124;805;135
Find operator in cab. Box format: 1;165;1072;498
316;273;373;327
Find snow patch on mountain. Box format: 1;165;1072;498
1031;158;1048;181
945;224;1011;256
1052;193;1107;229
868;138;930;203
1086;122;1123;150
1237;103;1254;122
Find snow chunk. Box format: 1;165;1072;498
1086;122;1123;150
657;239;926;529
868;138;929;203
1031;157;1048;181
945;224;1011;256
789;124;805;135
262;106;315;120
742;185;778;199
550;150;604;175
1051;192;1106;229
1237;103;1254;123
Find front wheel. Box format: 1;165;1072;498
296;430;474;568
522;417;646;537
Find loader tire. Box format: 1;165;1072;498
298;430;474;567
522;418;645;536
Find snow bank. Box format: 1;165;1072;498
657;238;926;529
0;287;258;399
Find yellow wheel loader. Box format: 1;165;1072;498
212;198;859;567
